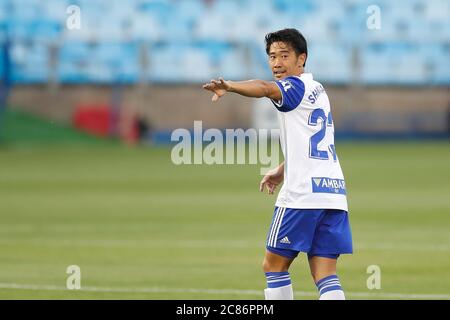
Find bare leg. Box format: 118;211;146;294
262;250;294;272
308;256;337;283
308;256;345;300
262;250;295;300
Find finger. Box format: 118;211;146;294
269;185;275;194
259;181;266;192
260;176;269;191
269;182;277;194
212;93;219;102
203;86;214;93
211;80;220;86
219;77;225;84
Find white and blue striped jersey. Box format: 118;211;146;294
271;73;348;211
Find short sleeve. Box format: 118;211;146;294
270;76;305;112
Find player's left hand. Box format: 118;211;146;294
202;77;231;102
260;165;284;195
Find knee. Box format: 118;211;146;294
262;257;289;273
262;258;271;273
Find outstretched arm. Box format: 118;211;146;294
203;77;282;102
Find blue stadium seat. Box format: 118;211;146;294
42;0;71;22
137;0;172;26
59;42;139;83
2;0;449;85
306;43;352;84
128;14;162;41
217;46;249;80
147;43;186;82
11;41;49;83
361;43;428;85
421;44;450;84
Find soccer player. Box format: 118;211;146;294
203;28;353;300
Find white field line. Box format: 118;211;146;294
0;283;449;299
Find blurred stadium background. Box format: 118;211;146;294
0;0;449;299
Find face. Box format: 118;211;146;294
268;41;306;80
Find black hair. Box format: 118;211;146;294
265;28;307;67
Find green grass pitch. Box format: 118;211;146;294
0;115;449;299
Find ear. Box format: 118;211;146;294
297;53;306;67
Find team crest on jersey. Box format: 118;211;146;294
312;177;346;195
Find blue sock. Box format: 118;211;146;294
315;274;342;296
265;271;291;288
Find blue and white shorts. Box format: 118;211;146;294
266;207;353;259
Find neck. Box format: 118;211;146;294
288;69;304;78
